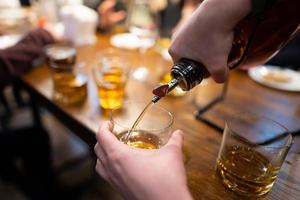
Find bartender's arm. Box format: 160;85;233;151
169;0;278;83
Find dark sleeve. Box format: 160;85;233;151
249;0;278;18
0;28;54;85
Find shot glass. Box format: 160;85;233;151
216;113;293;197
45;44;87;106
110;102;173;149
93;48;128;110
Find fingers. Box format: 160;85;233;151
96;121;121;154
94;143;109;181
168;40;182;63
207;62;229;83
95;159;110;182
169;45;229;83
165;130;184;149
94;143;106;163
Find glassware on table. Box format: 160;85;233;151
93;48;129;110
111;102;173;149
127;0;158;83
216;112;293;197
45;44;87;106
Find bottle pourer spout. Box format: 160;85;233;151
152;78;180;103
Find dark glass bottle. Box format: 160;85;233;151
153;0;300;101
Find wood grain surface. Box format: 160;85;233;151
21;34;300;200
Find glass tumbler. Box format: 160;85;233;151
110;102;173;149
45;44;87;106
93;48;128;110
216;112;293;197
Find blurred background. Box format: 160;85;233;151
1;0;300;199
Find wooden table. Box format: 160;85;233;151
20;34;300;200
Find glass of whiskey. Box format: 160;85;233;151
45;44;87;106
110;102;173;149
216;112;293;197
93;48;129;110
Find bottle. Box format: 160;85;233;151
152;0;300;102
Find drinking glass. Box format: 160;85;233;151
128;0;158;83
93;48;128;110
216;112;293;197
110;102;173;149
45;44;87;106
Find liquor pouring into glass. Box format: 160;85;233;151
94;0;300;199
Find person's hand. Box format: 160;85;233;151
97;0;126;30
169;0;251;83
94;121;193;200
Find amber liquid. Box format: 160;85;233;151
228;0;300;70
53;72;87;106
97;67;126;109
118;130;160;149
216;146;279;196
124;101;154;143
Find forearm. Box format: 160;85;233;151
154;186;193;200
143;185;193;200
127;175;193;200
200;0;252;31
0;28;54;78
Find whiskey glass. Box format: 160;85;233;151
110;102;173;149
45;44;87;106
93;48;128;110
216;112;293;197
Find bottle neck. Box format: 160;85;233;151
152;78;181;103
152;58;206;103
171;58;205;91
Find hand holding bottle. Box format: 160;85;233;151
169;0;251;83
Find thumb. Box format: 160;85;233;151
209;63;229;83
206;55;229;83
165;130;184;149
96;121;119;152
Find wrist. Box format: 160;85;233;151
143;184;192;200
203;0;252;29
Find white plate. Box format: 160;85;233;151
0;34;21;49
248;65;300;92
110;33;141;50
110;33;155;50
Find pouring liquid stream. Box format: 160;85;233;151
123;83;172;144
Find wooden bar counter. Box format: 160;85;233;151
20;34;300;200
